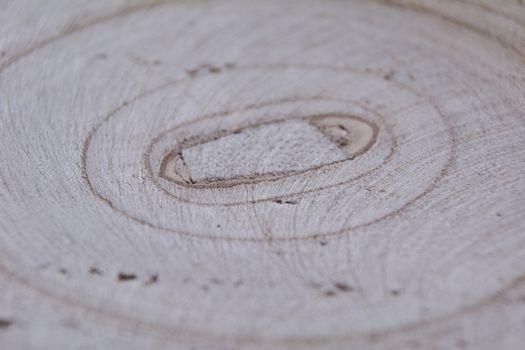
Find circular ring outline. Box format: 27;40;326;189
81;63;453;242
153;109;380;189
144;94;393;206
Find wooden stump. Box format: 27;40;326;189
1;1;524;349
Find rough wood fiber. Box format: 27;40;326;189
1;0;525;349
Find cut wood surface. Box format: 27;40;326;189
1;0;525;349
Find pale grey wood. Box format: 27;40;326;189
1;0;525;349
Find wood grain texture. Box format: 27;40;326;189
1;0;525;349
